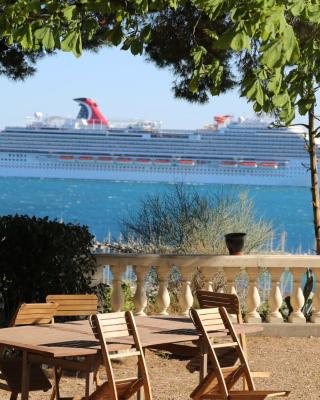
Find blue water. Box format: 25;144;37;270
0;177;314;253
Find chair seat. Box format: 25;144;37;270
0;358;51;392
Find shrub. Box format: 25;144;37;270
0;215;97;326
120;184;273;254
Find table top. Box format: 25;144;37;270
0;315;262;358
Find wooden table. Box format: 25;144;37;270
0;315;262;399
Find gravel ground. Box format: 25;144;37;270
1;337;319;399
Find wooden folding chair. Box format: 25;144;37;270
0;302;57;399
46;294;99;400
57;311;152;400
46;294;98;319
191;291;270;379
190;306;289;400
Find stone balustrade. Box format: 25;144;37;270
93;253;320;324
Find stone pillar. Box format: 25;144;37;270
223;267;240;322
311;270;320;323
200;267;214;292
178;266;194;316
245;267;261;323
110;264;126;312
224;267;240;296
156;264;171;315
133;265;149;316
267;268;284;323
288;268;306;323
91;259;105;286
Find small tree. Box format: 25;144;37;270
121;185;273;254
0;215;97;325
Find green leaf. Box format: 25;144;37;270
267;71;282;95
192;46;207;66
255;81;264;106
189;73;200;94
260;41;284;68
230;31;250;51
61;31;79;52
73;33;82;57
42;28;55;50
216;30;250;51
272;93;289;107
63;5;77;21
130;39;143;55
20;25;33;49
297;98;315;115
290;0;305;16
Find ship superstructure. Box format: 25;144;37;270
0;98;310;186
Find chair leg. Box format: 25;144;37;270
10;392;18;400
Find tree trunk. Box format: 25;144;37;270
308;108;320;254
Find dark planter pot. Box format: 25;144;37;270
225;233;246;255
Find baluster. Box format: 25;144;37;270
311;270;320;323
245;267;261;323
267;268;284;323
288;268;306;323
179;266;194;316
224;267;239;295
110;264;126;312
156;264;171;315
92;259;105;286
133;265;149;316
223;267;240;322
200;267;214;291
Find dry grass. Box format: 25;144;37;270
1;337;319;399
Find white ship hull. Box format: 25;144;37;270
0;99;312;187
0;153;309;186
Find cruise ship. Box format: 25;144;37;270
0;98;311;186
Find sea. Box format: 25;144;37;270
0;177;315;254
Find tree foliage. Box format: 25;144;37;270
0;215;97;326
0;0;318;123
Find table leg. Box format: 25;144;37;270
85;355;95;399
199;340;208;383
21;351;30;400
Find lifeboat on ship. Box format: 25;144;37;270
221;161;237;167
259;162;278;169
97;156;113;162
79;156;93;161
59;155;74;160
136;158;151;164
154;159;171;164
116;157;132;163
239;161;257;167
178;160;195;166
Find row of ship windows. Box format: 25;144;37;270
0;147;307;159
0;136;304;146
0;163;304;176
1;137;305;148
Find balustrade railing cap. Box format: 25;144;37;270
93;253;320;268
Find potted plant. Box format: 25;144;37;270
224;233;246;255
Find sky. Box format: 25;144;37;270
0;47;255;130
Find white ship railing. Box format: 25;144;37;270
93;252;320;324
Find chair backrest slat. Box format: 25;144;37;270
12;303;58;326
46;294;98;317
197;290;240;316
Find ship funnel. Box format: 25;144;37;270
74;98;109;127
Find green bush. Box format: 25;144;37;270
0;215;97;326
